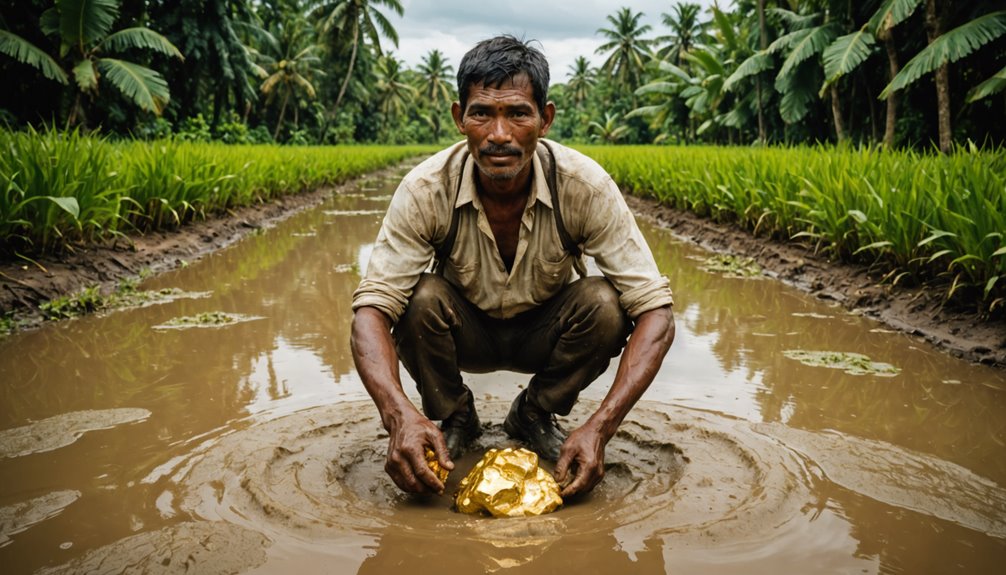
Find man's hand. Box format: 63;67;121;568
553;421;607;497
385;410;454;495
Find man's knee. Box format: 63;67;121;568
396;274;456;338
570;277;629;344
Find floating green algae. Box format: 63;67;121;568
783;350;900;377
154;311;262;329
699;254;763;278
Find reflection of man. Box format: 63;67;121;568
351;35;674;498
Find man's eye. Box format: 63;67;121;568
469;110;488;118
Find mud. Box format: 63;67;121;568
35;522;270;574
0;408;151;458
76;397;998;572
0;491;79;548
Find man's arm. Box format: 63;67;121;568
350;306;453;495
554;305;675;497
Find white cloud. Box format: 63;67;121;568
387;0;722;86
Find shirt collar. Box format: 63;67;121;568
456;144;552;210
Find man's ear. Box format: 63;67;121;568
451;102;465;133
539;101;556;137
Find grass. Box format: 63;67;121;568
0;127;437;252
578;144;1006;314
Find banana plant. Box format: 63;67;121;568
0;0;183;127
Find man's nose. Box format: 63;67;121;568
487;116;511;143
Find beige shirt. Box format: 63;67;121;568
352;139;673;322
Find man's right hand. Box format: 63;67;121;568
384;410;454;495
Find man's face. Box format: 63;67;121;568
451;74;555;183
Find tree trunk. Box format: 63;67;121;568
925;0;952;153
830;85;846;142
756;0;767;144
333;25;360;114
882;32;900;148
274;90;289;141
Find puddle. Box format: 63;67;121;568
1;163;1005;574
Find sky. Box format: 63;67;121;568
387;0;722;85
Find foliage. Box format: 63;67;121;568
0;126;437;253
1;0;1004;148
580;144;1006;313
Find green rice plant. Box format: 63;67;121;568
0;127;436;253
0;127;125;251
578;143;1006;314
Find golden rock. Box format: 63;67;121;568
455;447;563;517
425;448;449;483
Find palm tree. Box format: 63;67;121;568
589;112;631;143
565;56;596;111
311;0;403;113
595;7;653;92
658;2;704;67
373;53;416;133
252;17;324;140
0;0;182;127
414;49;453;140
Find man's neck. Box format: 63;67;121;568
476;166;533;207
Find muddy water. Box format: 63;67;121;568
1;165;1005;574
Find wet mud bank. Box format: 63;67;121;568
0;162;416;322
624;195;1006;368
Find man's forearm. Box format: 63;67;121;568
585;306;675;439
350;306;421;431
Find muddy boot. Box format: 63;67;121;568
440;393;481;460
503;390;566;461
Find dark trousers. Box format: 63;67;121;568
393;273;630;420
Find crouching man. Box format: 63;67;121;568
350;35;674;498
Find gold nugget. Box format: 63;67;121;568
455;447;562;517
425;448;449;483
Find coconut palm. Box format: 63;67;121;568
595;7;653;92
252;16;324;140
0;0;182;127
414;49;453;140
657;2;704;66
373;53;416;133
565;56;596;112
415;49;454;106
311;0;403;112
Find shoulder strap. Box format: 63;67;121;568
433;152;467;272
435;144;581;271
538;141;582;258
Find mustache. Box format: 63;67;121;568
479;143;522;156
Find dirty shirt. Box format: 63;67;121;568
352;139;673;322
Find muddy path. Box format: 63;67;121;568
2;162;1004;368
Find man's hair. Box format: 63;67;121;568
456;35;550;117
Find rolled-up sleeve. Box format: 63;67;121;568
579;174;674;319
352;181;437;323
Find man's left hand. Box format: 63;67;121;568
553;422;607;497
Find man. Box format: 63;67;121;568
351;36;674;498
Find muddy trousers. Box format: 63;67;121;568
393;273;631;421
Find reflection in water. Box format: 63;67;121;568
0;167;1004;573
